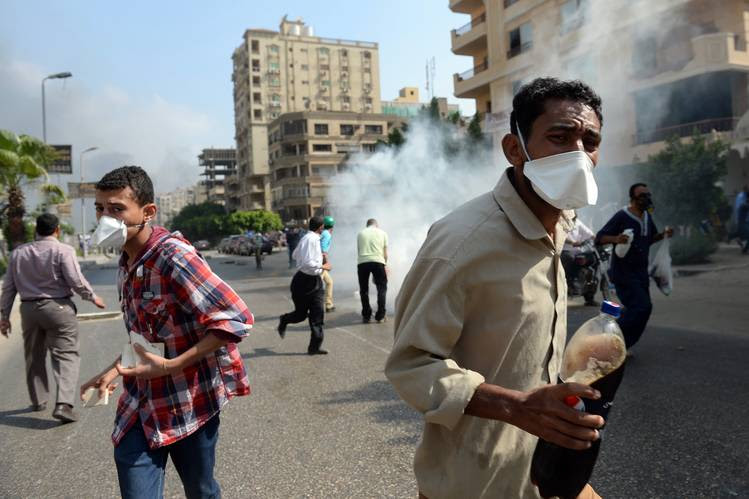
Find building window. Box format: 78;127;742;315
254;109;262;119
363;51;371;59
251;59;260;72
251;40;259;53
340;124;355;136
561;0;589;34
253;92;262;104
283;119;307;136
312;144;332;152
301;80;309;85
364;125;383;135
314;123;329;135
301;64;309;71
269;44;279;53
508;22;533;59
282;144;299;156
342;95;351;104
252;76;261;86
321;80;331;87
362;143;377;153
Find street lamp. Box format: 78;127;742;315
80;146;98;258
41;72;73;143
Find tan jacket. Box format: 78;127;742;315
385;168;572;499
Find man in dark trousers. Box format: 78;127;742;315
285;224;303;269
277;216;331;355
596;183;673;349
0;213;106;423
357;218;389;323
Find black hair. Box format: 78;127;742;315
36;213;59;236
308;216;324;232
510;77;603;141
629;182;648;199
366;218;377;227
95;166;154;206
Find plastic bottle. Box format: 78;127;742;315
614;228;634;258
530;301;627;499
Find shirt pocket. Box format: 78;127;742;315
139;297;171;341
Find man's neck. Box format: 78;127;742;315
512;168;561;236
627;204;644;219
124;225;154;267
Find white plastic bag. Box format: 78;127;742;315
649;237;673;296
615;229;634;258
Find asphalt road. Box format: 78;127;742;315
0;250;746;498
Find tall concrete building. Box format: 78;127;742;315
232;16;382;211
449;0;749;195
198;148;236;206
155;186;204;227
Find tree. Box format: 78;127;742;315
638;134;729;228
169;202;227;243
386;127;405;148
226;210;283;233
0;130;59;250
466;112;484;145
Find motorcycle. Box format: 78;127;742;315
564;240;612;305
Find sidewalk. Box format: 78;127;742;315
672;242;749;276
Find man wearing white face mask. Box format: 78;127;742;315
386;78;605;499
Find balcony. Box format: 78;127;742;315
634;117;739;145
451;13;487;56
449;0;484;14
507;41;532;60
454;59;490;99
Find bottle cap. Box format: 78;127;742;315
600;300;621;318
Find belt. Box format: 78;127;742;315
21;296;72;302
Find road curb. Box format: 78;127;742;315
673;261;749;278
77;311;122;321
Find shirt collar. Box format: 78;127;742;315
492;168;574;243
35;235;59;243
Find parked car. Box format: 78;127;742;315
194;240;211;251
228;235;247;255
217;237;232;254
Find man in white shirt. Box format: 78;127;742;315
277;216;331;355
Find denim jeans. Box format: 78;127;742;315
114;414;221;499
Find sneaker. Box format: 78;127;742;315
362;317;371;324
52;404;78;423
325;306;336;312
376;317;387;324
31;401;48;412
277;317;287;339
307;349;329;355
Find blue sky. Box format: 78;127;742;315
1;1;476;197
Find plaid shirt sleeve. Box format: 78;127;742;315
167;245;254;340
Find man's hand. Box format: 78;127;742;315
664;226;674;238
116;343;172;380
80;367;119;401
577;483;602;499
93;296;106;309
0;319;10;337
466;382;604;450
322;262;332;271
614;233;630;244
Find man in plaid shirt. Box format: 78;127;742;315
80;166;252;499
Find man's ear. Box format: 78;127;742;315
501;133;525;168
143;203;157;222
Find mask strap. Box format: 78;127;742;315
517;129;532;162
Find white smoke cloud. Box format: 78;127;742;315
327;119;498;307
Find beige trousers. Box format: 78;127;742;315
321;270;334;309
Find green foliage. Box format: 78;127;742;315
386;127;405;148
638;134;729;228
226;210;283;233
467;112;485;145
59;222;75;236
669;231;719;265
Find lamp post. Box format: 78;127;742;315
41;72;73;143
80;146;98;258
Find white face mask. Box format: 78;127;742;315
518;131;598;210
91;216;146;248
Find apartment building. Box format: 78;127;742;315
155;186;204;227
267;111;394;221
198;148;236;206
381;87;461;119
449;0;749;195
232;16;382;211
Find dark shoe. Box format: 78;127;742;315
362;317;371;324
31;401;47;412
52;404;78;423
277;317;287;339
308;349;329;355
325;306;336;312
376;317;387;323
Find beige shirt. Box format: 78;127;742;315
357;226;388;265
385;168;572;499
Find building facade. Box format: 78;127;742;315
155;186;204;227
381;87;461;119
267;111;394;221
198;148;236;206
232;16;382;211
449;0;749;195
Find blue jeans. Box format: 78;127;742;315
114;415;221;499
614;278;652;349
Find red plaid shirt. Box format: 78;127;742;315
112;228;252;449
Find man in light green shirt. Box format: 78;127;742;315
356;219;388;323
385;78;606;499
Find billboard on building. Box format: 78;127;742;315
48;145;73;174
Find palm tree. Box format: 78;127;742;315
0;129;60;250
